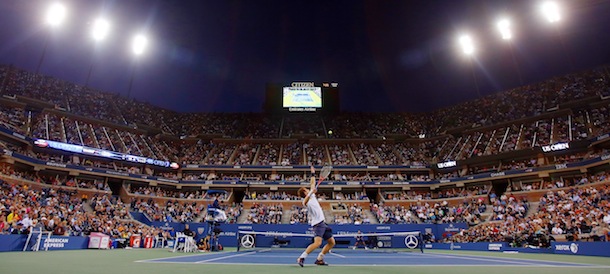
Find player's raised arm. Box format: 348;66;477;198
303;166;316;205
309;166;316;191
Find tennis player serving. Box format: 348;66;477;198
296;166;335;267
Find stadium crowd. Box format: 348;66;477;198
1;64;610;249
451;183;610;245
289;205;308;224
243;203;283;224
410;198;487;225
127;184;208;200
0;171;161;244
1;64;610;170
370;204;417;224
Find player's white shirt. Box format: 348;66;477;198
304;193;325;226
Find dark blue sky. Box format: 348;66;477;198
1;0;609;113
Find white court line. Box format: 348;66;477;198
328;252;347;258
232;251;600;265
137;261;204;265
135;252;212;263
146;262;610;268
195;251;258;263
136;256;610;268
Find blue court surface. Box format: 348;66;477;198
136;249;610;268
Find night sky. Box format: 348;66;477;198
0;0;609;113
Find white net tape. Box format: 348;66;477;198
238;230;420;238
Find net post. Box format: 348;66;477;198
419;231;424;253
236;231;241;252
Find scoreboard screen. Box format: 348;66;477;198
282;86;322;109
264;81;339;114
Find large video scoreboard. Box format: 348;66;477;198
264;81;340;114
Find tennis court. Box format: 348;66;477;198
2;248;610;274
138;248;609;268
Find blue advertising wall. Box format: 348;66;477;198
0;235;27;252
551;242;610;257
2;229;610;257
0;235;89;252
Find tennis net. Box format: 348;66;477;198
236;230;423;253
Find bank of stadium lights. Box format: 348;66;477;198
91;18;110;42
497;18;512;40
454;1;565;59
541;1;561;23
45;2;67;27
458;34;475;56
131;34;148;56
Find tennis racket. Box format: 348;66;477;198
315;166;333;188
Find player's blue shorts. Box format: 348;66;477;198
313;222;333;240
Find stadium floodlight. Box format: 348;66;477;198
128;34;148;97
91;18;110;41
458;34;475;56
85;18;111;86
37;2;66;74
45;2;67;27
131;34;148;56
497;18;512;40
541;1;561;23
